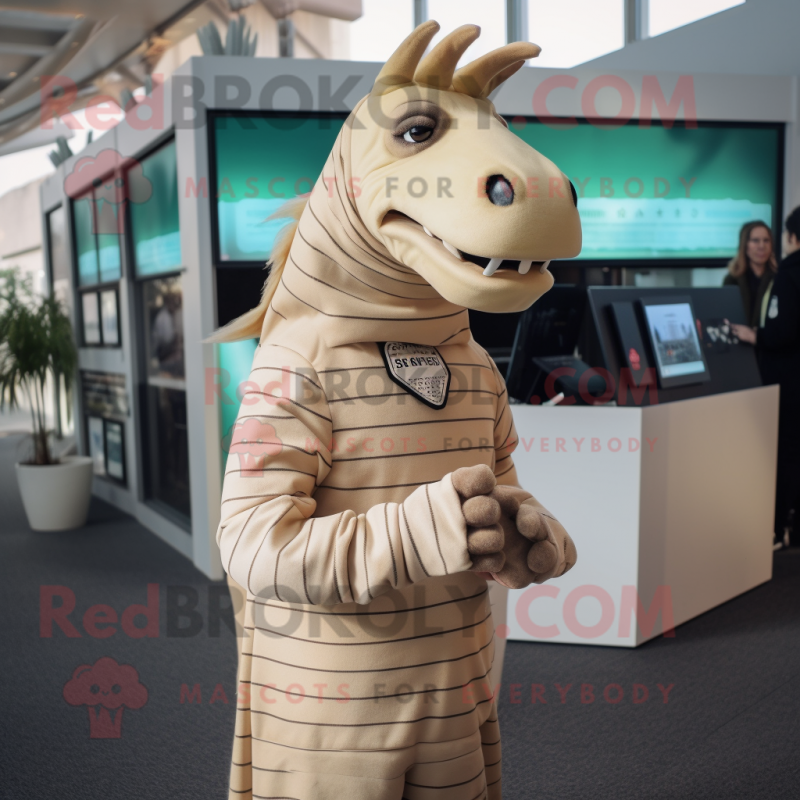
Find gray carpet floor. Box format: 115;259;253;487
1;432;798;799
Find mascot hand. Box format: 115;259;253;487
451;465;506;574
489;485;578;589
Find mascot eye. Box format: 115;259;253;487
403;125;434;143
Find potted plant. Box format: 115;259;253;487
0;268;92;530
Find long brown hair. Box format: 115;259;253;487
727;221;778;278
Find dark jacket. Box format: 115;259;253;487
757;249;800;440
724;266;775;327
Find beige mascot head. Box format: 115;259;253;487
215;21;581;342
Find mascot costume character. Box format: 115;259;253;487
214;20;582;800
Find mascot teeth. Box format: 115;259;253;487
483;258;503;276
518;260;533;275
442;240;463;260
539;260;551;274
423;226;434;237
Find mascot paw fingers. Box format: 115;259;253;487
452;465;496;499
462;495;501;527
490;484;529;517
470;551;505;574
492;559;534;590
527;540;558;573
563;531;578;574
516;505;550;541
467;523;504;555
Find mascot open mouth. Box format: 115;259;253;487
383;211;551;277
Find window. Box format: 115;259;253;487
81;370;129;485
427;0;505;63
647;0;745;38
143;277;184;381
71;187;122;286
73;192;100;287
71;177;123;349
347;0;414;62
144;387;191;520
129;140;182;278
140;275;190;522
79;286;120;347
527;0;625;68
47;205;71;312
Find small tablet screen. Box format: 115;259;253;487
641;298;710;388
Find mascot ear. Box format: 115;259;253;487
453;41;541;98
373;20;440;95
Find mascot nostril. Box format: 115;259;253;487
486;174;515;207
569;179;578;207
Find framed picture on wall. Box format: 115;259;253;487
82;292;101;345
100;289;120;346
87;416;106;476
104;419;125;482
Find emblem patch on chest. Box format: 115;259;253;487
380;342;450;409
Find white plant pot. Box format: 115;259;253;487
15;456;94;531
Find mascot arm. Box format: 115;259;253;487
484;355;578;587
217;344;492;605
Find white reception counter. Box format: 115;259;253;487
504;385;779;647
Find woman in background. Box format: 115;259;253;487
729;208;800;549
724;221;778;327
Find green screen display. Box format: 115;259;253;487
512;121;780;260
130;140;182;277
211;114;780;263
73;189;121;286
213;114;345;263
73;191;99;286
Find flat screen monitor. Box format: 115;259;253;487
210;112;346;265
640;296;710;388
505;285;585;400
129;139;182;277
509;120;782;263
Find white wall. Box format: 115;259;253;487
584;0;800;77
0;178;45;294
579;0;800;238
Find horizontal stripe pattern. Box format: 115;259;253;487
221;124;516;797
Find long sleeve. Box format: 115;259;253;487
217;343;472;606
758;270;799;351
488;354;520;487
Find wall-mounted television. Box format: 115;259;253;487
209;113;782;269
512;119;783;264
128;139;182;278
209;112;346;266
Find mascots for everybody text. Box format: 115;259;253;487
215;21;582;800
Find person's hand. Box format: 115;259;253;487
725;319;757;344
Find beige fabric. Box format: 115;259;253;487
218;169;519;792
217;21;582;800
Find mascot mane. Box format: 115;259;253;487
208;196;307;343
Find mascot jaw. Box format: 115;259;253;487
379;210;554;313
382;211;551;278
420;224;551;277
